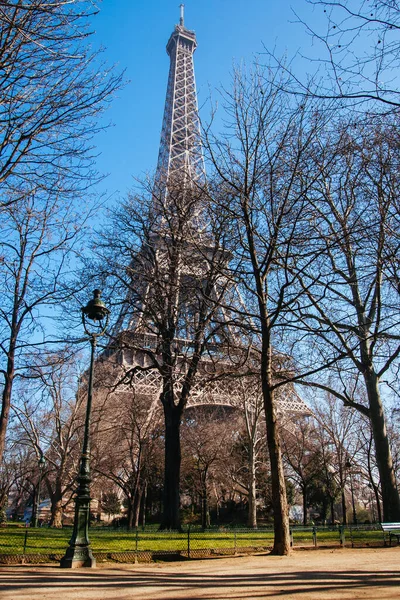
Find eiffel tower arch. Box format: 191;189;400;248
103;7;309;530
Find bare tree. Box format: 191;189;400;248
12;352;85;527
92;382;163;530
293;116;400;521
3;434;40;521
312;395;363;524
0;449;27;518
0;0;122;208
206;66;327;554
0;194;89;463
0;0;122;463
232;380;266;528
95;178;237;530
181;408;235;529
269;1;400;110
357;416;383;523
282;417;321;526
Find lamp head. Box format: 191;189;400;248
81;289;110;322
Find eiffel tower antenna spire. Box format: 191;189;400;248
155;6;205;195
180;3;184;27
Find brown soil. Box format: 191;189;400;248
0;547;399;600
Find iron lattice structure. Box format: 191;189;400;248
155;7;205;195
112;8;310;421
116;339;309;416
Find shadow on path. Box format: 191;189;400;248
0;566;400;599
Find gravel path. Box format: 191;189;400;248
1;547;399;600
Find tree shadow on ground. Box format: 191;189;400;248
0;566;400;599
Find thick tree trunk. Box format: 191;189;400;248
50;498;63;528
0;359;15;464
160;403;182;530
364;370;400;521
261;340;290;555
49;480;63;528
127;498;135;530
247;446;257;528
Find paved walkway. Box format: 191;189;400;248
0;547;399;600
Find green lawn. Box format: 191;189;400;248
0;525;385;556
0;527;70;555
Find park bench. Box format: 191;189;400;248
381;522;400;546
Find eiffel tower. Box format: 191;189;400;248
155;4;205;194
95;6;311;531
109;6;310;419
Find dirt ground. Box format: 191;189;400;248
0;547;399;600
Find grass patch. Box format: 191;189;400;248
0;525;385;556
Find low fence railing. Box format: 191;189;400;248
0;523;389;564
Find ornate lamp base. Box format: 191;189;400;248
60;546;96;569
60;489;96;569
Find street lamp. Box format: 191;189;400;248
33;454;46;528
60;289;110;569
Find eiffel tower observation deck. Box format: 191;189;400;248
104;6;310;421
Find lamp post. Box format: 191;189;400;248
34;454;46;528
60;289;110;569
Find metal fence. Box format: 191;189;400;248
288;524;385;549
0;524;389;564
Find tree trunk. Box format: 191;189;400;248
49;479;64;528
364;369;400;521
330;498;335;525
0;354;15;464
30;486;38;526
247;446;257;528
200;471;210;529
261;340;290;555
366;439;382;523
341;489;347;525
134;487;142;528
201;491;207;529
215;489;220;523
160;403;182;530
141;481;147;529
50;498;63;528
350;477;357;524
302;486;307;526
321;496;328;523
127;497;135;530
374;488;382;524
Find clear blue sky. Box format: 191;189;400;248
91;1;323;203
